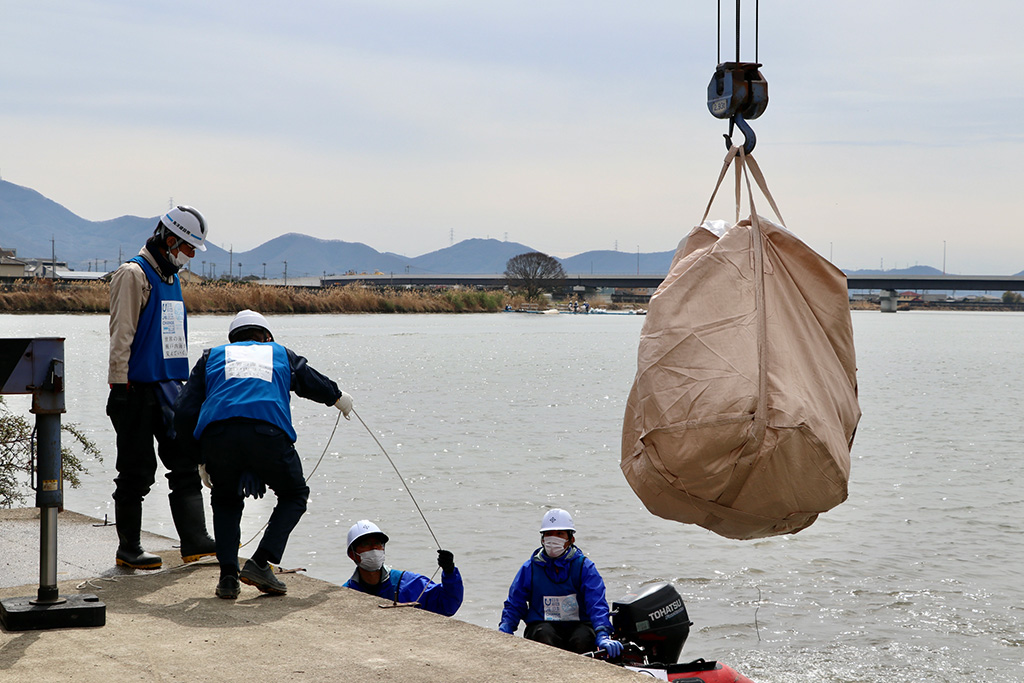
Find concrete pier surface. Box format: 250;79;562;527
1;508;643;682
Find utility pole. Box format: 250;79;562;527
51;237;56;280
283;261;288;286
262;262;266;279
228;246;233;281
238;263;242;279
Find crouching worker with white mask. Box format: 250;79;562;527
498;508;623;657
174;310;354;599
343;520;464;617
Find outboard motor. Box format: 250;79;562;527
612;582;692;665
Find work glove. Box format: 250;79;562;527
105;383;129;421
498;622;515;635
198;464;212;489
596;634;623;658
437;549;455;574
334;391;354;420
238;471;266;499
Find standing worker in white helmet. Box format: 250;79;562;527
174;310;355;599
106;206;215;570
498;508;623;657
343;520;464;616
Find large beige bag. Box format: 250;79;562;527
621;147;860;540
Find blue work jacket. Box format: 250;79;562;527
345;565;464;617
498;545;613;636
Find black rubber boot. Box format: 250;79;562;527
115;501;162;570
170;491;216;562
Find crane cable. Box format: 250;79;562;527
718;0;759;65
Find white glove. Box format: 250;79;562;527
198;464;212;490
335;391;354;419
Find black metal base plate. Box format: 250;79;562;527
0;593;105;631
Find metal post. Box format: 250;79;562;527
33;412;63;605
0;338;105;630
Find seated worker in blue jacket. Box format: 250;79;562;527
174;309;354;599
343;520;463;617
498;508;623;657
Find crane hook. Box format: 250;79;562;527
724;112;756;154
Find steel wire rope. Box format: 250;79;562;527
242;405;444;606
77;411;347;590
351;408;444;606
237;406;344;549
351;408;440;550
85;406;446;602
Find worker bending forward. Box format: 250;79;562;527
174;310;353;598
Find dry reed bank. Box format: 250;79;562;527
0;280;514;314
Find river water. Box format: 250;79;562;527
2;311;1022;682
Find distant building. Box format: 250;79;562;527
0;254;27;278
22;258;70;278
178;269;203;284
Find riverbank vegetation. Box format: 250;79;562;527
0;279;517;314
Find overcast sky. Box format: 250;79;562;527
3;1;1022;273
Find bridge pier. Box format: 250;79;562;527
879;289;899;313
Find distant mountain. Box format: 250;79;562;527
230;233;410;279
407;238;535;274
842;265;944;276
560;249;675;275
0;179;232;271
5;179;1017;278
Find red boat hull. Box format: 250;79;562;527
626;659;755;682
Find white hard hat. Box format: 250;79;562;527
228;309;272;342
160;205;208;251
347;520;389;552
540;508;575;533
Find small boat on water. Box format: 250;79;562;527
588;582;755;682
588;308;646;315
504;304;561;314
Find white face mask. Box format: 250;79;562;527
169;249;191;268
543;537;567;558
357;548;385;571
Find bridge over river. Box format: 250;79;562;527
324;273;1024;292
316;273;1024;312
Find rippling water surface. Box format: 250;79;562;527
4;310;1022;681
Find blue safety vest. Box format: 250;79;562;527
525;548;589;623
193;341;296;441
126;256;189;383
